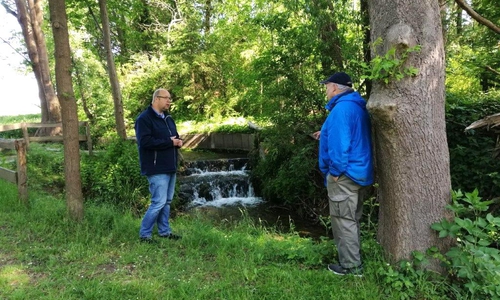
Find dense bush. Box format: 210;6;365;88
26;143;65;193
446;92;500;199
250;122;327;219
80;138;149;215
431;189;500;299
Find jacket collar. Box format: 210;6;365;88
325;90;355;111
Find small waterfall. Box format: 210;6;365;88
178;158;263;208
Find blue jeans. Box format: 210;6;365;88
139;173;176;238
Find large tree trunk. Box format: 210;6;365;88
10;0;46;115
9;0;61;133
48;0;84;222
367;0;454;272
27;0;61;127
98;0;126;140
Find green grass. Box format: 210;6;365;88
177;117;270;134
0;114;41;124
0;180;456;300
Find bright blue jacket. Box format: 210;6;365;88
319;90;374;186
135;106;180;176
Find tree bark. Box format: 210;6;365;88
48;0;84;222
360;0;372;96
12;0;46;116
27;0;61;129
367;0;454;272
9;0;61;133
98;0;127;140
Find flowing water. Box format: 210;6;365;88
177;156;327;239
178;158;263;208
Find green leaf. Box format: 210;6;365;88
439;230;449;238
431;222;445;231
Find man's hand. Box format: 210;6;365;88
171;136;183;147
312;131;321;140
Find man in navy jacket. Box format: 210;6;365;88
319;72;373;276
135;88;183;243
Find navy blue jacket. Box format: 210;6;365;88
135;106;180;176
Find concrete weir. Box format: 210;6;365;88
180;133;255;151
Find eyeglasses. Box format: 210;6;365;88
157;95;172;101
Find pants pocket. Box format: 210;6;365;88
329;195;356;220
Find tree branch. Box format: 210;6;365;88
485;65;500;76
1;1;18;18
455;0;500;34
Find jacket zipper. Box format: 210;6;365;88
163;115;176;167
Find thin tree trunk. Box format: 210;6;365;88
48;0;84;222
98;0;126;140
204;0;211;34
367;0;454;272
360;0;372;96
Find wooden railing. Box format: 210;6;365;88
0;121;92;202
0;138;28;205
0;121;93;154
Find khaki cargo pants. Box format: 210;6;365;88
326;174;365;269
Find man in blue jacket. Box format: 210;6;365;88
135;88;183;243
319;72;373;276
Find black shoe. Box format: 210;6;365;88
140;237;157;244
327;264;363;277
159;233;182;240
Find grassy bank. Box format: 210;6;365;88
0;182;443;300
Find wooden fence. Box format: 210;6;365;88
0;138;28;205
0;121;92;202
0;121;93;154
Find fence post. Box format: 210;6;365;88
15;139;28;205
21;122;30;149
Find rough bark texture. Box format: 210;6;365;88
48;0;84;221
11;0;61;133
98;0;126;140
27;0;61;127
13;0;46;114
360;0;372;96
367;0;454;271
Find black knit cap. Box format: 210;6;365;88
320;72;352;87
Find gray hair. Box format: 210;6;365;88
151;88;168;104
335;84;354;93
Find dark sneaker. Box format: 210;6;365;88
139;237;157;244
159;233;182;240
327;264;363;277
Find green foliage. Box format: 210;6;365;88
431;190;500;299
445;0;500;94
376;254;452;300
446;92;500;199
250;121;327;218
356;38;421;84
80;138;148;214
177;117;260;134
21;140;147;214
25;143;65;193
